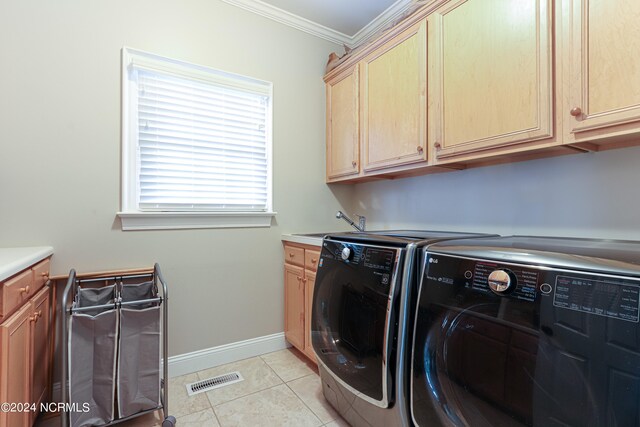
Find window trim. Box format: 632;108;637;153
118;47;275;231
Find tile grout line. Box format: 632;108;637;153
210;405;224;427
261;353;292;384
261;349;318;384
261;349;333;425
283;379;324;427
287;372;344;426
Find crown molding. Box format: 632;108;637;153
218;0;415;48
351;0;414;47
218;0;352;46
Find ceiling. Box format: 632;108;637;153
219;0;414;47
259;0;401;36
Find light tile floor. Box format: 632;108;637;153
37;348;349;427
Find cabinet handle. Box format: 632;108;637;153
289;253;294;258
302;278;307;283
38;310;42;317
296;276;302;282
417;146;424;154
434;142;441;150
570;107;582;117
41;272;49;280
20;286;30;294
311;258;317;264
29;315;37;323
352;161;357;168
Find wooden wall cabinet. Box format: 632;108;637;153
562;0;640;146
283;243;320;362
429;0;554;162
325;19;428;182
0;258;52;427
326;65;360;180
361;19;428;171
323;0;640;181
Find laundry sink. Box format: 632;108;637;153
293;232;332;238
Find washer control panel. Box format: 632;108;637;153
322;240;396;271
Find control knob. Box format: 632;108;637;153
487;269;515;294
341;247;352;261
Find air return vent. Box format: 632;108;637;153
186;371;244;396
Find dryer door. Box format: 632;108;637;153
411;253;640;427
410;254;542;427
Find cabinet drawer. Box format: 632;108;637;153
305;250;321;271
1;269;33;319
31;259;50;294
284;245;305;267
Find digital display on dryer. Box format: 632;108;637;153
553;275;640;322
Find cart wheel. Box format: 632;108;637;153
162;415;177;426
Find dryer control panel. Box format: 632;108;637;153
424;252;640;322
425;254;540;302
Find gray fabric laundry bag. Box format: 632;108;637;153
69;285;118;427
117;281;161;418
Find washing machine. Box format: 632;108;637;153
311;230;494;427
411;236;640;427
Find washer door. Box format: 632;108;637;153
311;240;401;407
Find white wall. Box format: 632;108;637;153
0;0;354;356
352;145;640;240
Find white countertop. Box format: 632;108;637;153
281;234;324;246
0;247;54;281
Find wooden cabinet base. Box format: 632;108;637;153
0;259;51;427
283;242;320;364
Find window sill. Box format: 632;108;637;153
117;211;277;231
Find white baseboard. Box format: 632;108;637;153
167;332;290;378
51;332;290;402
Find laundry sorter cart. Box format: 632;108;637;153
60;264;175;427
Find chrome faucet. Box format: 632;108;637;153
336;211;366;232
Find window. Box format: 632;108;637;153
119;48;274;230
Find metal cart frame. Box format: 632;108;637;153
60;263;175;427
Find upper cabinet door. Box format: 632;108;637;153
563;0;640;142
361;20;428;172
431;0;553;161
326;65;360;180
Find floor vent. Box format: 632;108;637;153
186;371;244;396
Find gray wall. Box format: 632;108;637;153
0;0;354;356
352;145;640;240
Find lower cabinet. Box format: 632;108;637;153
0;303;31;427
0;262;51;427
284;263;305;351
283;242;320;363
30;287;51;425
303;270;317;362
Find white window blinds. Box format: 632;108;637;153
127;52;272;213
